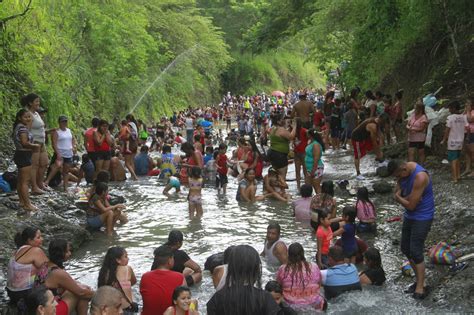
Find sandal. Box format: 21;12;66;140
404;282;417;294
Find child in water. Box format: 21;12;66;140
333;206;358;264
98;246;138;313
216;143;229;194
164;286;199;315
359;247;386;285
188;167;203;217
316;210;333;269
163;176;181;197
355;187;376;233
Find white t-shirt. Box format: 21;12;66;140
185;118;194;130
446;114;468;150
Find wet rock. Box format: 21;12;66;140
376;166;390;177
372;181;393;194
382;141;407;159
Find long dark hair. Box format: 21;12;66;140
48;239;69;269
20;93;39;108
356;187;375;217
307;128;325;152
283;243;312;290
98;246;126;287
14;227;39;248
222;245;265;315
364;247;383;269
13;109;29;132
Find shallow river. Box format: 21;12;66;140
68;148;434;314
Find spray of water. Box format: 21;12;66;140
128;45;198;114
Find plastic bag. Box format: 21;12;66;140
429;241;457;265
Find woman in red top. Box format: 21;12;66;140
293;120;308;189
93;120;113;175
179;142;203;185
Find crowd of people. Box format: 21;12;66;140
5;89;473;314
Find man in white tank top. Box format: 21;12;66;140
261;222;288;266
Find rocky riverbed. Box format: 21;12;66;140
0;142;473;313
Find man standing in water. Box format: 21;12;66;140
291;91;314;129
388;160;435;300
261;222;288;266
351;117;385;180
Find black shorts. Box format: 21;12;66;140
408;141;425;149
268;149;289;169
95;151;111;161
87;151;98;164
216;173;228;188
401;218;432;264
14;150;32;169
60;156;73;164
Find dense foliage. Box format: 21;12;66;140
0;0;231;131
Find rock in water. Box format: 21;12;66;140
376;166;390;177
373;181;392;194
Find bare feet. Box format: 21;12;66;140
23;204;38;211
31;189;45;195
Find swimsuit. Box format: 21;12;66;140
188;178;202;205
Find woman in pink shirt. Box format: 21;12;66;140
276;243;326;311
406;100;428;164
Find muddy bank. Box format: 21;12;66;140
0;190;92;312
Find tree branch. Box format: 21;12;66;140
0;0;33;27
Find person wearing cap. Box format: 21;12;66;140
22;93;50;194
291;91;314;129
44;115;77;191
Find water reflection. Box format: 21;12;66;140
68;149;431;313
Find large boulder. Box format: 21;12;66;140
376;166;390;177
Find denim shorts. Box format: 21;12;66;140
401;218;432;264
86;215;103;230
447;150;461;162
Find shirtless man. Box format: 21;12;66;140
351;117;385;180
261;222;288;266
291;92;314;129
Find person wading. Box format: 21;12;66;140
261;222;288;266
291;91;314;129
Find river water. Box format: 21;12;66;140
67;147;433;314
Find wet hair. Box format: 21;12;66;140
190;166;202;178
321;180;334;196
98;246;126;287
82;154;90;164
166;230;183;246
26;285;50;315
328;245;344;262
387;159;402;176
342;206;357;223
172;286;191;303
448;100;461;111
267;222;281;235
14;227;39;248
223;245;235;264
151;245;174;270
307;128;325;151
140;145;149;153
223;245;263;314
90;286;123;314
20;93;39;107
48;239;69;269
364;247;383;269
13;109;30;131
264;280;282;294
95;170;110;184
283;242;311;290
91;117;100;128
300;184;313;198
356;187;371;203
95;182;108;196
